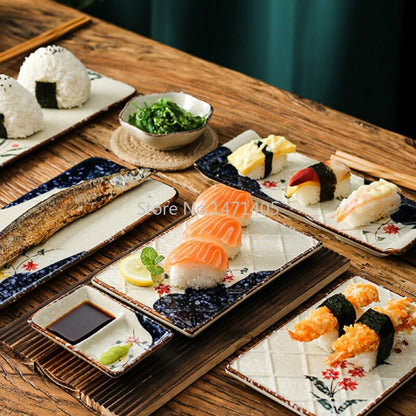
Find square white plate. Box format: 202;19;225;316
226;276;416;416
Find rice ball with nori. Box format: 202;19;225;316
17;45;91;109
0;74;43;139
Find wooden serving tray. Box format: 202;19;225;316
0;248;349;416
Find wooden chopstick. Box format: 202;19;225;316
0;15;92;64
332;150;416;191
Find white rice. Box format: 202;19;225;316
314;328;339;352
0;74;43;138
17;45;90;109
337;189;401;229
169;263;226;289
345;351;377;372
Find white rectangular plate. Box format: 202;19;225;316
0;70;135;167
0;158;178;308
194;130;416;256
92;212;322;337
226;276;416;416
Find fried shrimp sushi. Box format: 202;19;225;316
326;297;416;371
164;240;229;289
285;158;351;206
287;282;379;351
193;183;253;226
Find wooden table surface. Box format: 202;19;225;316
1;1;415;415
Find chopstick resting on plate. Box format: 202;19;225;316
0;15;92;64
332;150;416;191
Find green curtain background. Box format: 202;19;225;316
62;0;412;138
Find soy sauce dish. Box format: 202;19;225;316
28;285;173;377
119;91;213;150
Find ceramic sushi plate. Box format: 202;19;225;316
92;212;322;337
194;130;416;256
28;285;173;377
0;157;178;309
0;70;135;168
226;276;416;416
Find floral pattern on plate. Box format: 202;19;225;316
0;157;178;309
28;285;173;377
226;276;416;416
92;212;322;337
0;70;134;168
194;130;416;256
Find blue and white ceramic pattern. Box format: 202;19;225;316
194;130;416;256
0;157;178;309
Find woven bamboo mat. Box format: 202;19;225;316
0;248;350;416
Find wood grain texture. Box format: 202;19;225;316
1;249;349;416
0;0;415;415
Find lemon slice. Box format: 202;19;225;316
119;254;153;286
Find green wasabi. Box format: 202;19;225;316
98;342;132;365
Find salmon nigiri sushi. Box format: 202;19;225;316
183;215;242;259
193;184;253;226
164;240;229;289
332;179;400;228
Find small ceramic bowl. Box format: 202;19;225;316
119;91;213;151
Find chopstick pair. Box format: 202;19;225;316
331;150;416;191
0;15;91;65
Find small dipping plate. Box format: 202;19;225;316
119;91;213;150
28;285;173;377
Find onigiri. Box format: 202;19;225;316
17;45;91;109
0;74;43;139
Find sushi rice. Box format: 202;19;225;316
17;45;90;109
0;74;43;139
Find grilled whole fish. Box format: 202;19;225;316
0;168;152;269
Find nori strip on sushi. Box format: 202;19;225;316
35;81;58;108
357;308;395;365
320;293;356;336
255;141;273;177
311;162;337;201
0;113;7;139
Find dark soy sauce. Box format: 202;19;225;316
47;301;115;344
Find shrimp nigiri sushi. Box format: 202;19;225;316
326;297;416;371
193;183;253;226
285;158;351;206
164;240;229;289
332;179;401;228
227;134;296;179
287;282;379;351
183;215;242;259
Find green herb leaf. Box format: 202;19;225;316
140;247;164;278
140;247;158;265
147;265;164;276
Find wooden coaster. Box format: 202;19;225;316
110;125;218;171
